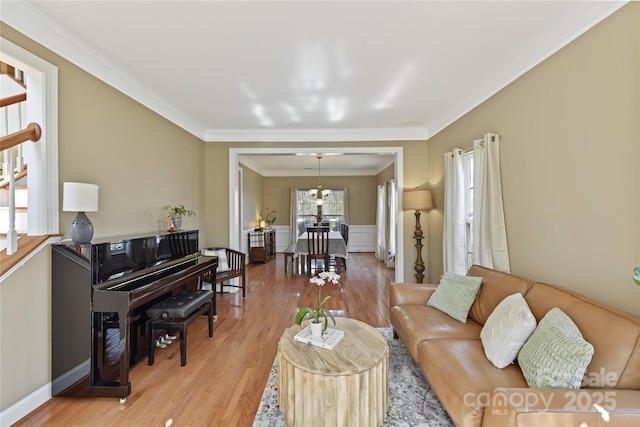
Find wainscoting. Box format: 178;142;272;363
240;224;376;254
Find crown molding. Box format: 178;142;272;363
0;0;207;140
204;127;428;142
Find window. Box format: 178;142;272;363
463;150;474;270
444;134;509;274
295;189;344;236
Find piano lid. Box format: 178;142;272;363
91;230;199;284
53;230;200;285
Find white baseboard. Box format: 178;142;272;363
1;359;91;426
267;224;376;253
51;359;90;396
0;382;51;427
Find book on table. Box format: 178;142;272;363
293;325;345;350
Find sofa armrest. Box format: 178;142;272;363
481;388;640;427
389;282;438;307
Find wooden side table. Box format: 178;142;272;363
278;318;388;427
248;229;276;263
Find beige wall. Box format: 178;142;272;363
0;23;207;411
1;25;207;240
203;142;406;246
240;163;263;229
204;142;230;246
262;175;377;226
0;247;50;411
377;164;395;184
427;3;640;315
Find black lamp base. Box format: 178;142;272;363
70;211;94;244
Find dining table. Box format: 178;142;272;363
294;231;348;273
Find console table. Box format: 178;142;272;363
278;318;388;426
248;229;275;263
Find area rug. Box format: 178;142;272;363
252;328;454;427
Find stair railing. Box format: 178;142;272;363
0;116;41;254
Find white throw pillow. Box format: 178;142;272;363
202;248;230;272
426;272;482;323
480;293;537;369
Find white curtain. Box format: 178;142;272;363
443;149;467;275
473;133;510;272
375;184;387;261
343;188;350;224
386;180;397;267
289;188;298;244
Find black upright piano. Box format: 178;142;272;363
51;230;218;401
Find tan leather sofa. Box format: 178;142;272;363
390;265;640;427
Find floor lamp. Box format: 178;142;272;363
403;189;433;283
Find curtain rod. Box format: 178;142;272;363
449;133;500;156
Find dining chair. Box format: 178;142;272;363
306;226;330;275
338;224;349;270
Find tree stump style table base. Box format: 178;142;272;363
278;318;388;427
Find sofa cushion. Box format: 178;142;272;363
480;293;537;369
525;282;640;389
427;272;482;323
518;307;594;389
467;265;534;326
390;304;482;362
418;339;528;427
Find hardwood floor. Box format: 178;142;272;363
16;253;394;426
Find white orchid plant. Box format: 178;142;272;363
295;271;341;332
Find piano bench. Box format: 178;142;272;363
147;289;214;367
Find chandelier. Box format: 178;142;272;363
309;156;331;205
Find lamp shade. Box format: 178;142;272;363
63;182;99;212
403;189;433;211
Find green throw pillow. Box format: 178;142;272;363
517;307;594;389
427;272;483;323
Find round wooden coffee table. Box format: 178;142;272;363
278;317;388;427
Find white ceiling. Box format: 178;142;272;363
0;1;626;174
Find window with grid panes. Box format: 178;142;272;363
295;189;344;235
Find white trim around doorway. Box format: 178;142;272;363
228;146;404;283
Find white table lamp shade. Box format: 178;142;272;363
63;182;99;212
403;189;433;211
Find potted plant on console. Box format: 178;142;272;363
264;208;276;228
163;204;196;231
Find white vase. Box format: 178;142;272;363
310;320;323;338
173;217;182;230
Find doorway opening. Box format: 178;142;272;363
228;146;404;283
